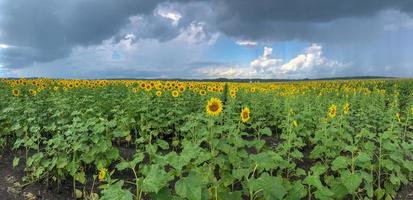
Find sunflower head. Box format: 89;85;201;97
29;89;37;96
179;86;185;93
240;107;250;123
12;89;20;97
206;97;223;116
230;90;236;98
98;168;107;181
156;90;162;97
199;90;207;96
53;86;59;91
172;90;179;98
328;104;337;118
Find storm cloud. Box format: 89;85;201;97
0;0;412;78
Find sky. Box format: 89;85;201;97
0;0;413;79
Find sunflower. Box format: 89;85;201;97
29;89;37;96
140;82;146;89
199;90;207;96
178;86;185;93
172;90;179;98
229;90;236;98
12;89;20;97
240;107;250;123
250;87;256;93
98;168;107;181
145;84;152;92
156;90;162;97
328;104;337;118
132;88;139;93
343;102;350;114
53;86;59;91
206;97;223;116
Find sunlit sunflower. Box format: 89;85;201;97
343;102;350;114
229;90;236;98
145;84;152;92
53;86;59;91
98;168;107;181
156;90;162;97
250;87;256;93
172;90;179;98
199;90;207;96
328;104;337;118
206;97;223;116
12;89;20;97
29;89;37;96
240;107;250;123
140;82;146;89
178;86;185;93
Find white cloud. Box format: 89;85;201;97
156;7;182;26
198;44;348;79
0;43;11;48
236;40;258;47
250;46;282;73
176;22;219;45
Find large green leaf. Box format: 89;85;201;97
175;171;203;200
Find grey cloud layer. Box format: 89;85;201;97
1;0;413;76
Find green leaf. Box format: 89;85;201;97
112;130;130;137
303;175;323;189
341;172;362;194
12;157;20;168
249;173;286;200
157;139;170;150
100;180;133;200
74;171;86;184
142;164;173;193
260;127;272;136
331;156;348;171
175;171;203;200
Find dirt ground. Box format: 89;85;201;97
1;148;413;200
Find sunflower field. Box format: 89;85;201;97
1;78;413;200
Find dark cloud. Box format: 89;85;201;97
0;0;162;68
213;0;413;41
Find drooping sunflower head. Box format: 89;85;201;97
156;90;162;97
240;107;250;123
29;89;37;96
206;97;223;116
172;90;179;98
12;89;20;97
343;102;350;114
328;104;337;118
